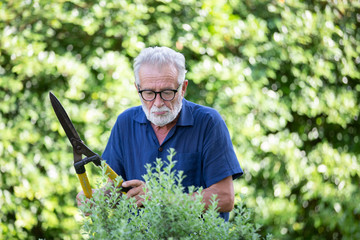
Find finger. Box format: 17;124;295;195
122;180;145;196
122;180;144;188
76;190;84;200
126;185;143;198
136;198;144;208
76;191;85;207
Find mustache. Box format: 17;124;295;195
150;106;170;113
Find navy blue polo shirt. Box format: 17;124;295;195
103;99;243;220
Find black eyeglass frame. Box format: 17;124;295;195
137;84;182;102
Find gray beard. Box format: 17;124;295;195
141;96;183;127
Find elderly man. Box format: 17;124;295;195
78;46;243;221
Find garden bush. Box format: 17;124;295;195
79;149;270;240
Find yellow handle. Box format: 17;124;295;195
103;163;129;193
77;172;92;198
103;163;118;180
103;163;124;186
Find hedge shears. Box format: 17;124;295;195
49;92;130;198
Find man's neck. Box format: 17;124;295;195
151;116;179;145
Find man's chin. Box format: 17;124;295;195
149;116;172;127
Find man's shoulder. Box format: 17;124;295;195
115;105;143;123
184;99;218;113
184;99;223;124
119;105;142;115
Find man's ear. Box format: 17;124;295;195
181;80;188;97
134;82;138;90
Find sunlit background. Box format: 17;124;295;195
1;0;359;239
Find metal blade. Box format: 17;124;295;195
49;92;81;143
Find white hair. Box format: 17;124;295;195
133;46;187;86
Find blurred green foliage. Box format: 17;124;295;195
0;0;359;239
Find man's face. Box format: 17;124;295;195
137;64;187;127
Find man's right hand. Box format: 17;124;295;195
76;190;96;216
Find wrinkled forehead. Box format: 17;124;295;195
139;62;177;73
139;63;178;79
138;63;179;87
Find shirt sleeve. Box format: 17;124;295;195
202;112;243;188
102;117;127;180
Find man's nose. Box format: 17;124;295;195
153;93;164;107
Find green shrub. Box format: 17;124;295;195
79;148;270;240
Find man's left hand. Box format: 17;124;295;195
122;180;147;207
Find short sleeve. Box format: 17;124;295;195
102;118;126;180
202;112;243;188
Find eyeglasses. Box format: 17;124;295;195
138;84;182;101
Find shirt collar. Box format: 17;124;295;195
176;99;194;126
133;99;194;126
